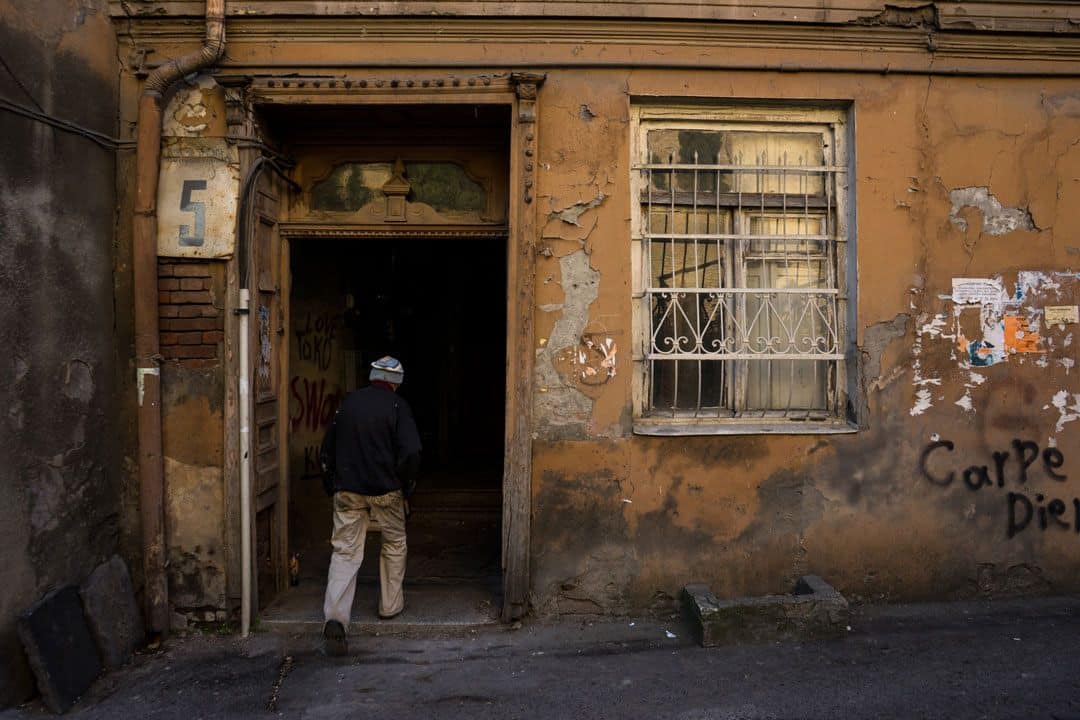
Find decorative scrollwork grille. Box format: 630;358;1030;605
635;123;848;420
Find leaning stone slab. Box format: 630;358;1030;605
79;555;145;669
17;586;103;713
683;575;849;647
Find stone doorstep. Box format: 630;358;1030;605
262;616;501;637
682;575;850;648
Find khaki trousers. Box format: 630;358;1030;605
323;490;407;626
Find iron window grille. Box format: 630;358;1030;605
631;106;855;434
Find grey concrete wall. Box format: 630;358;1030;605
0;0;121;706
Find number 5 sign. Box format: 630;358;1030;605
178;180;207;246
157;152;239;259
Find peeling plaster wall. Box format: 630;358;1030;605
534;73;628;441
0;0;120;706
110;5;1080;624
534;250;602;438
156;78;233;616
161;325;228;614
527;69;1080;615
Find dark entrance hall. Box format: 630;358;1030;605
267;235;507;628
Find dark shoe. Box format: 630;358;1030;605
323;620;347;656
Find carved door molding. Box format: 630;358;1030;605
502;71;544;621
224;72;545;622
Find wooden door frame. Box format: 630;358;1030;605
254;177;289;612
502;73;543;621
259;71;544;621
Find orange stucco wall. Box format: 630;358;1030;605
118;7;1080;616
529;70;1080;611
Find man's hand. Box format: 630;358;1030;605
403;498;412;522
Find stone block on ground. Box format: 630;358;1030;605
17;585;103;713
683;575;849;647
79;555;145;668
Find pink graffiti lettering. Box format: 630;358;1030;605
289;376;343;433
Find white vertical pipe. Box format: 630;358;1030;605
239;288;252;638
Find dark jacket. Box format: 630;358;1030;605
320;384;422;497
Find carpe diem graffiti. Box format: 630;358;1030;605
921;438;1075;539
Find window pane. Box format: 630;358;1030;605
648;239;728;354
649;235;726;289
651;360;727;414
745;360;830;411
647;129;827;195
310;162;389;211
726;131;826;194
744;214;832;410
638;117;844;422
745;215;827;255
647;226;731;413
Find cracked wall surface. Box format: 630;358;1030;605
0;0;121;706
534;250;602;439
526;68;1080;617
948;186;1036;236
103;6;1080;624
157;81;232;616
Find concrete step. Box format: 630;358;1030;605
260;580;502;636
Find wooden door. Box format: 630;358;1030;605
250;175;289;610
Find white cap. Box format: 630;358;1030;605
370;355;404;384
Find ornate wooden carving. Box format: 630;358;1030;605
381;159;410;222
510;72;545;204
278;223;507;239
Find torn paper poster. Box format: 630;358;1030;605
951;278;1005;307
956;303;1007;367
946;271;1079;368
1051;391;1080;434
910;314;946;415
1045;306;1079;325
1016;271;1062;300
578;335;618;384
961;337;1001;367
955;391;974;412
1003;315;1043;354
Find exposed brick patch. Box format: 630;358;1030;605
178;305;218;318
161;317;221;332
159;260;224;366
161;345;218;360
168;291;213;304
170;264;211;278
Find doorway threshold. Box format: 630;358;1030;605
260;578;502;635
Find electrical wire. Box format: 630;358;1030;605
0;53;44;112
0;96;134;151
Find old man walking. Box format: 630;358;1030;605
319;356;422;655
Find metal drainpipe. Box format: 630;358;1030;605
235;157;267;639
132;0;226;636
238;287;252;638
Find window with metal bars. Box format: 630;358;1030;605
631;106;855;433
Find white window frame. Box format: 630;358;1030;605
630;103;857;435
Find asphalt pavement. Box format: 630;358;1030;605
4;596;1080;719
